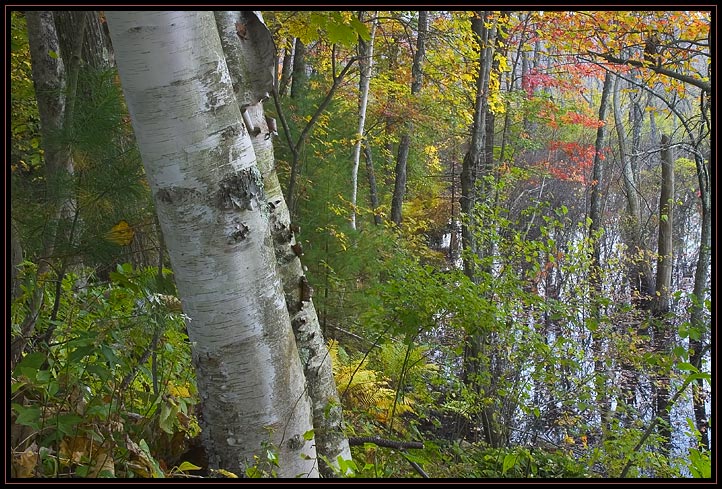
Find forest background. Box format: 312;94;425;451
8;9;712;479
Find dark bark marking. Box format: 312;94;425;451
215;167;264;211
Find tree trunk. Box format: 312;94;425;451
588;70;613;436
215;11;351;477
653;133;675;456
612;74;653;424
290;38;308;99
11;219;24;301
390;11;428;225
363;143;382;225
687;63;711;451
11;11;75;371
460;10;494;283
459;11;503;446
350;11;377;230
56;11;113;69
689;148;711;450
106;11;317;478
278;39;294;97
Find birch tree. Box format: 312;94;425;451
214;10;352;476
106;11;318;477
350;11;377;230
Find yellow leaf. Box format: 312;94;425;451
212;468;239;478
168;384;191;398
105;220;135;246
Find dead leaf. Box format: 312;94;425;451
13;443;39;478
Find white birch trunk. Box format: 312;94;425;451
350;12;377;230
214;11;352;476
106;11;317;478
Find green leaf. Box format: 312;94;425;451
672;346;688;360
502;453;517;475
14;404;41;429
68;343;95;363
47;381;60;397
267;449;278;466
177;461;202;472
16;352;46;371
402;451;428;464
159;402;178;434
48;49;58;59
101;345;119;366
35;370;51;383
677;362;698;372
56;413;83;435
326;22;356;47
350;17;370;41
303;429;315;441
685;372;711;383
139;439;165;478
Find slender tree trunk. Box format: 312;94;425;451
11;11;75;371
281;50;356;220
459;11;503;446
653;134;675;457
56;11;114;69
363;143;382;225
588;71;613;436
11;219;24;301
278;39;294;97
390;11;427;225
460;10;494;283
290;38;307;99
350;11;377;230
612;74;653;424
106;11;317;477
689;149;711;450
215;11;351;476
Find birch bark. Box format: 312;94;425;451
106;11;317;477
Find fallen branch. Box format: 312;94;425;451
348;436;423;450
348;436;428;478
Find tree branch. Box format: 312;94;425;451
348;437;428;478
293;56;358;155
587;50;711;93
619;364;710;478
348;436;423;450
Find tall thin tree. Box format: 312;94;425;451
350;11;377;230
390;11;428;225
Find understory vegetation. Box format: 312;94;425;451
10;10;711;479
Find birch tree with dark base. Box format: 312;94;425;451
106;11;317;477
